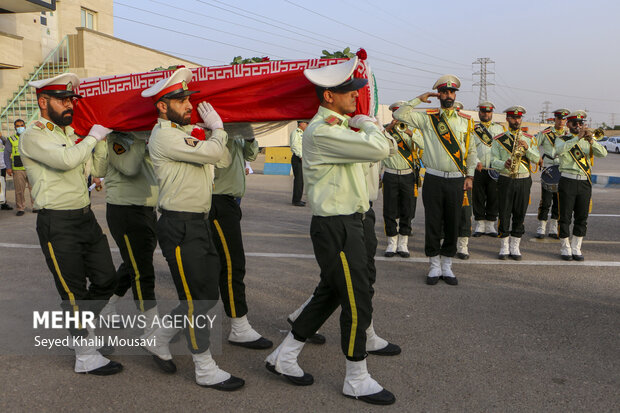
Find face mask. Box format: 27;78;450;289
16;127;25;135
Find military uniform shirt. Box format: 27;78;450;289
474;121;505;168
536;127;567;168
148;119;230;214
490;130;540;175
393;98;477;176
382;126;423;170
19;117;100;210
303;106;396;216
555;134;607;176
213;138;259;198
100;131;159;207
290;127;303;158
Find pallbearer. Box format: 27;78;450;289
555;111;607;260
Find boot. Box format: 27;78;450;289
536;220;547;239
499;237;510;260
485;220;498;237
140;306;159;340
384;236;397;257
396;234;410;258
440;256;458;285
142;325;180;373
509;236;522;261
342;359;395;405
571;236;584;261
548;219;559;239
366;320;401;356
265;332;313;385
287;295;326;345
99;294;121;328
456;237;469;260
74;333;122;375
426;256;442;285
472;220;484;237
193;349;244;391
228;315;272;349
560;237;572;261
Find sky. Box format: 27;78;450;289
111;0;620;126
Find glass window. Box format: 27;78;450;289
87;13;93;29
81;8;97;30
81;9;86;27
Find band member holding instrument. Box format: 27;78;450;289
490;106;539;260
555;111;607;261
472;102;505;237
535;108;570;239
381;101;422;258
393;74;477;286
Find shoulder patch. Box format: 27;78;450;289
184;137;199;147
46;122;54;131
33;121;44;130
458;112;471;119
112;142;126;155
325;115;342;126
494;132;506;140
426;109;439;114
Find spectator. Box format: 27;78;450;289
7;119;35;215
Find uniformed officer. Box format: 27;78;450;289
19;73;122;375
96;130;160;340
555;111;607;260
490;106;540;260
381;101;422;258
393;74;477;285
472;101;505;237
535;108;570;239
290;121;307;206
6;119;35;215
266;58;398;405
142;68;244;390
208;129;273;349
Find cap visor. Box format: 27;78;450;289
40;90;82;99
161;89;198;100
332;78;368;92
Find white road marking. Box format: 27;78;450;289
525;213;620;217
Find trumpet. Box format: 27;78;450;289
509;131;526;178
581;127;605;141
395;122;408;133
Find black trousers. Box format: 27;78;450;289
497;175;532;238
472;169;498;221
209;194;248;319
421;174;464;257
157;212;220;354
291;154;303;203
36;207;117;337
537;185;559;221
458;189;473;237
363;205;377;299
106;204;158;311
382;171;417;236
558;177;591;238
292;214;372;361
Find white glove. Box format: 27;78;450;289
88;125;112;141
349;115;376;130
197;102;224;130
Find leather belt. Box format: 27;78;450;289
160;209;208;220
425;167;463;179
561;172;589;181
384;167;413;176
40;205;91;216
500;172;530;179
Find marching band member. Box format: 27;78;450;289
490;106;539;260
393;75;477;285
555;111;607;260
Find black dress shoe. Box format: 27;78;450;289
16;211;24;216
486;232;498;237
287;318;326;345
81;360;123;376
572;254;584;261
228;337;273;349
142;346;177;373
396;250;410;258
292;201;306;207
456;252;469;260
548;233;559;239
384;251;396;258
266;362;314;386
535;233;545;239
32;209;40;213
472;231;483;237
426;276;440;285
442;276;458;286
1;203;13;210
510;254;522;261
561;254;573;261
344;388;396;405
368;342;401;356
498;254;509;260
200;376;245;391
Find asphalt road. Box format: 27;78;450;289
0;154;618;412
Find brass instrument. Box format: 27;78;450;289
580;127;605;141
395;122;408;133
509;131;526;178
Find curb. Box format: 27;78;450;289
592;174;620;187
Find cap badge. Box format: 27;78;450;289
182;80;188;91
66;82;73;91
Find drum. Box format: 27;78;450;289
487;169;500;181
541;165;561;193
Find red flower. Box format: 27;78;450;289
191;127;206;141
261;57;270;61
356;48;367;60
75;137;83;144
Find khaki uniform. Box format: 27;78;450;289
535;126;567;222
290;127;304;204
472;121;505;222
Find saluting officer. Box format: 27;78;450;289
555;111;607;260
142;68;244;391
290;121;307;206
393;74;477;285
381;101;422;258
266;58;398;405
535;108;570;239
490;106;539;260
19;73;122;375
208;129;273;349
472;101;505;237
97;130;160;339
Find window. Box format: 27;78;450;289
40;11;47;26
80;8;97;30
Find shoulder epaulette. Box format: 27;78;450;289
523;132;533;138
33;121;44;130
324;115;342;126
426;109;439;114
542;126;552;133
457;111;471;119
